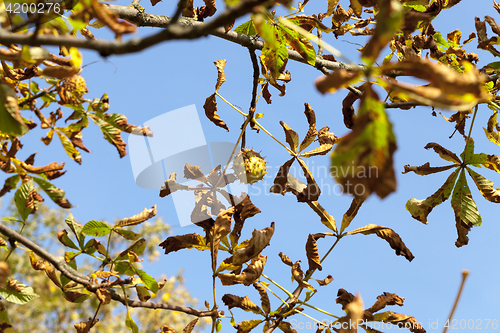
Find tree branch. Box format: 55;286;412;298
0;222;217;317
0;2;365;72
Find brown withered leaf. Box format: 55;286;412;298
269;158;295;195
278;322;298;333
204;93;229;131
293;159;321;202
24;153;36;165
346;224;414;261
340;197;364;234
229;194;261;248
381;59;489;109
159;233;209;254
213;59;226;92
224;20;234;33
314;274;333;286
160;325;176;333
402;162;458;176
91;0;136;39
253;282;271;315
199;0;216;19
332;4;350;28
0;261;10;286
291;261;314;290
336;288;356;309
40;65;77;79
210;207;234;268
183;318;199;333
96;288;111;305
20;161;64;174
338;293;364;333
484;111;500;146
218;255;267;286
342;90;359;129
115;205;156;227
279;252;293;267
424;142;461;163
221;294;264;315
159;173;196;197
315;69;362;94
483;154;500;172
217;222;275;273
280;121;299;152
184;164;208;182
305;233;325;272
262;82;272;104
365;292;404;314
29;252;61;288
299;103;318;152
150;0;162;6
74;318;99;333
373;311;425;333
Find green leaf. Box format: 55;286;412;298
0;217;21;223
60;258;77;287
278;25;316;66
113;228;141;240
406;168;459;224
125;306;139;333
56;129;82;164
32;177;72;208
466;167;500;203
65;213;86;249
81;220;112;237
14;180;34;222
252;13;277;49
0;280;39;304
0;301;15;333
234;20;257;35
0;84;28;136
331;85;397;199
131;267;158;293
451;169;482;226
433;32;449;51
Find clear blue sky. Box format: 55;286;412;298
2;0;499;331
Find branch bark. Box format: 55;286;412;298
0;222;217;317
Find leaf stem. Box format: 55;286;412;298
298;301;340;319
261;273;294;298
215;92;248;117
251;118;297;156
462;105;478;164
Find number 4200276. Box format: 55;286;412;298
5;2;62;14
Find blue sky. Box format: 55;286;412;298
2;0;500;331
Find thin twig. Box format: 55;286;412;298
0;222;218;317
443;270;469;333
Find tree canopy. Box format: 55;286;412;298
0;0;499;332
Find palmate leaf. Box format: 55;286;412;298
451;169;482;227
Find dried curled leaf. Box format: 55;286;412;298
402;162;458;175
484;111;500;146
115;205;157;227
221;294;264;315
365;292;404;314
314;275;333;286
74;318;99;333
183;318;199;333
291;261;314;290
253;282;271;315
315;69;362;94
305;233;325;272
424;142;461;163
346;224;414;261
218;255;267;286
213;59;226;92
278;252;293;267
217;222;275;272
203;93;229;131
159;233;209;254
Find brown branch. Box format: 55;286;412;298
0;222;217;317
0;2;365;72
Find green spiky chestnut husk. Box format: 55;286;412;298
233;149;267;184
